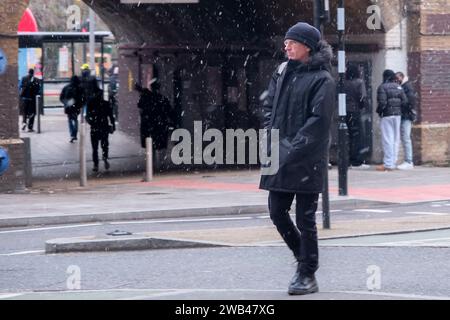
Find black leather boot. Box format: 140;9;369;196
288;272;319;295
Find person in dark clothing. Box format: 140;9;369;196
376;69;408;171
60;76;83;143
136;81;173;151
80;64;99;109
108;66;119;122
20;69;41;132
344;63;369;168
259;22;335;295
396;72;417;170
85;87;115;172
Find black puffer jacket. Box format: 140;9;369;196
344;78;367;113
376;81;407;118
259;41;336;194
86;90;115;133
138;88;173;150
401;80;417;121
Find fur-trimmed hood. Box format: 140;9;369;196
303;40;333;71
307;40;333;71
287;40;333;73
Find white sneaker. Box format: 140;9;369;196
397;162;414;170
350;164;371;170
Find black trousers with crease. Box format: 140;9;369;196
269;191;319;276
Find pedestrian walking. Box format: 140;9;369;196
344;63;370;169
19;69;41;132
396;72;417;170
80;63;98;112
376;70;407;171
259;22;335;295
60;76;83;143
85;86;115;172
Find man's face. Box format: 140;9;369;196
396;74;403;84
284;39;310;62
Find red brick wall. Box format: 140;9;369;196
420;51;450;124
0;0;29;192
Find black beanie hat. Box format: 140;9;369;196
284;22;321;52
383;69;396;82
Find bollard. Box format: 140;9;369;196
80;122;87;187
145;137;153;182
36;95;41;134
322;151;331;229
22;137;32;188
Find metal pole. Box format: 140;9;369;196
36;95;41;134
313;0;321;29
71;41;75;77
89;9;96;74
322;151;330;229
101;39;105;90
145;137;153;182
337;0;349;196
79;8;96;187
314;0;331;228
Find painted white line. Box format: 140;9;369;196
118;289;195;300
406;212;449;216
317;210;343;214
0;293;24;299
110;217;254;225
0;250;44;256
379;237;450;246
258;210;342;220
353;209;392;213
0;223;103;235
335;290;450;300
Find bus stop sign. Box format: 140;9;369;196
0;147;10;176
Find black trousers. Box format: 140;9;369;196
90;130;109;166
269;191;319;276
22;99;36;130
346;111;364;166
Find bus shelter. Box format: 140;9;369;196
18;31;113;108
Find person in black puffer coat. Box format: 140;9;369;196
86;87;115;172
376;69;407;171
259;22;336;296
137;82;173;151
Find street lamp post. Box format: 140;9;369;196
314;0;331;229
337;0;349;196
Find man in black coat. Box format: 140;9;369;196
86;87;115;172
20;69;41;132
137;82;173;150
344;63;369;168
259;22;335;295
60;76;83;143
